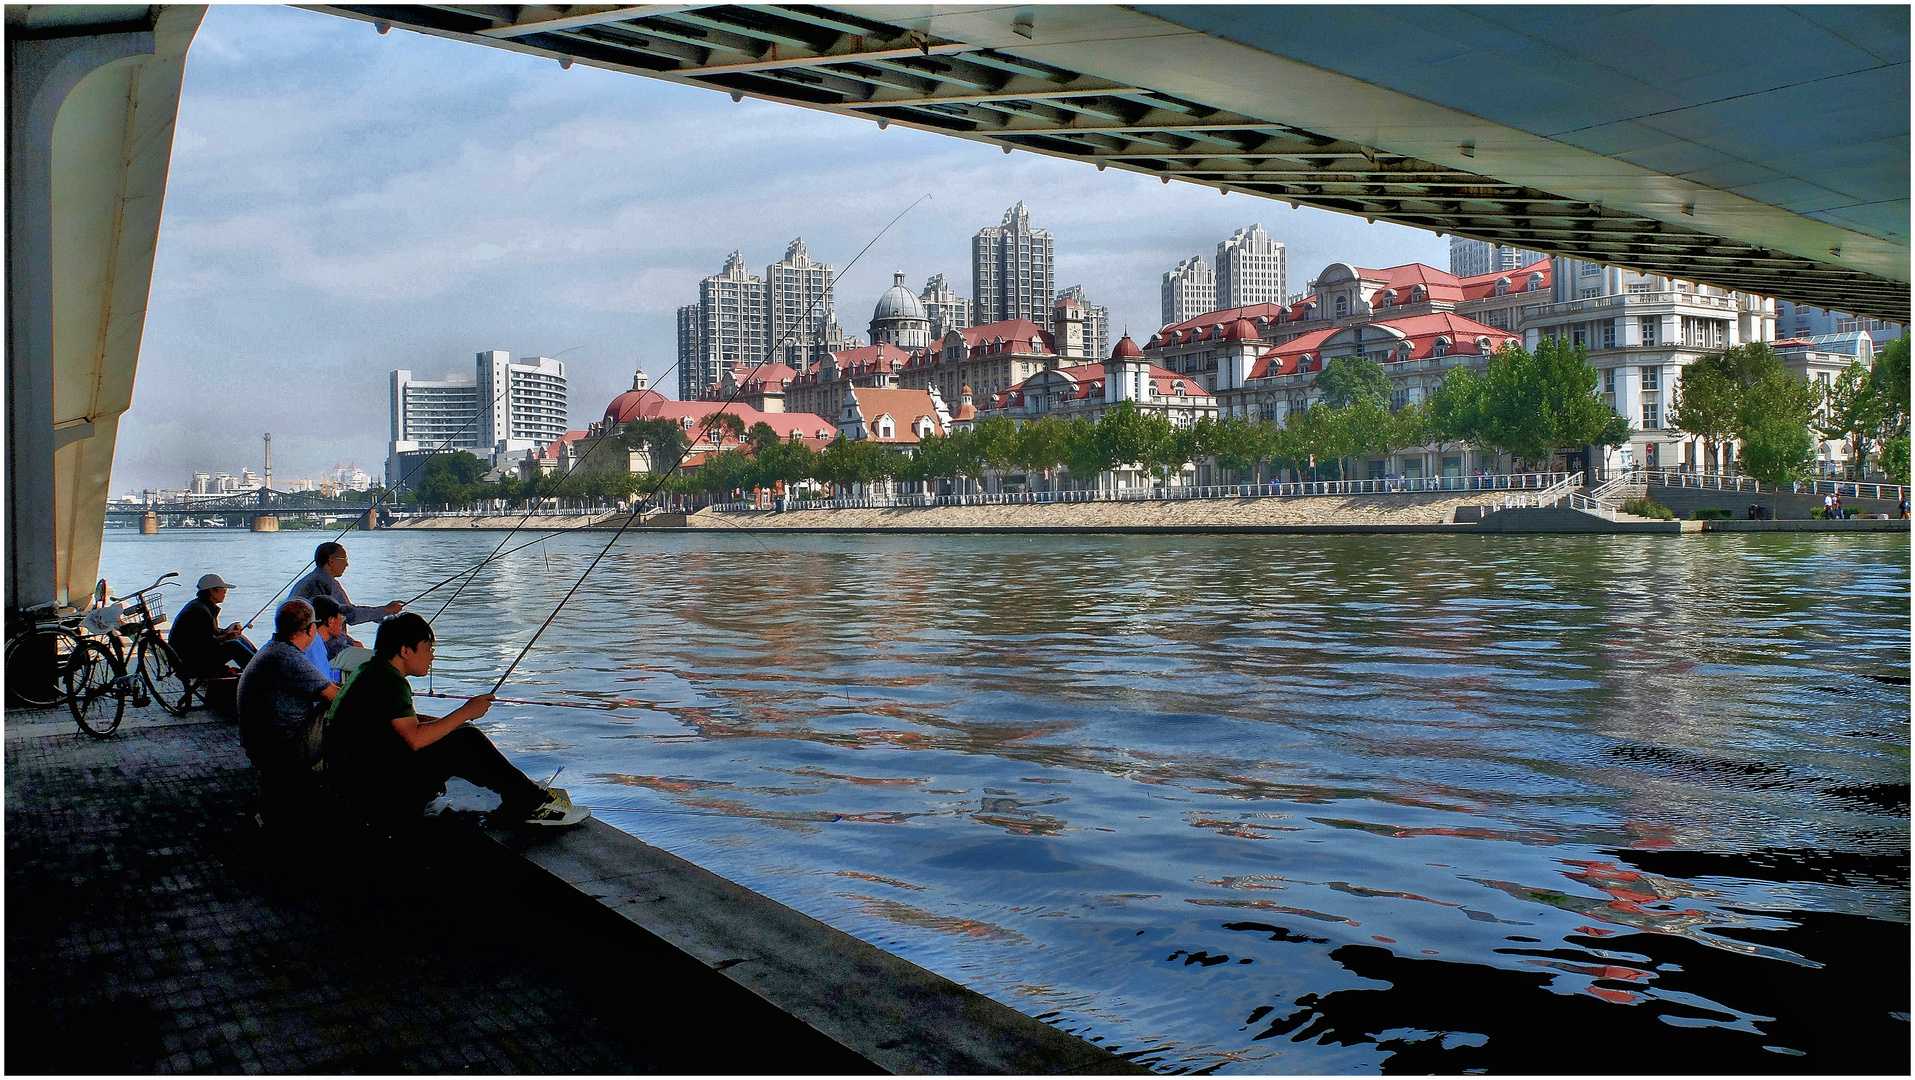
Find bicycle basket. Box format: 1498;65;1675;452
83;604;123;634
142;595;166;626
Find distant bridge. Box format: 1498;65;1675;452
106;489;384;518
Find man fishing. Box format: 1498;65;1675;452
322;612;583;829
237;600;339;823
291;542;406;641
169;573;258;677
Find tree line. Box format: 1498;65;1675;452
399;334;1910;509
1672;336;1909;483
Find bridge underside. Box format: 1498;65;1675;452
308;3;1909;322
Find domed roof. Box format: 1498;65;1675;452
1226;318;1260;341
1111;334;1143;359
872;270;926;322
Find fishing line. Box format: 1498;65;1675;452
240;345;587;630
418;348;704;623
486;195;933;696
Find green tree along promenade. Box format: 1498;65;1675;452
403;335;1914;512
1670;337;1911;485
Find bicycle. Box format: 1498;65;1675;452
66;572;191;737
3;601;88;708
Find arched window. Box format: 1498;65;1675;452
1494;277;1510;296
1397;343;1415;362
1335;295;1350;317
1380;289;1396;307
1527;273;1544;292
1410;284;1426;303
1432;337;1452;357
1475;336;1493;353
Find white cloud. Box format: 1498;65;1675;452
116;4;1453;493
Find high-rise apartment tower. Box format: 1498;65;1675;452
1162;255;1216;324
1216;224;1285;308
972;202;1055;330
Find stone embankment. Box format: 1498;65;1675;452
687;492;1486;532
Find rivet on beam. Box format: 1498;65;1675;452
731;91;744;102
559;58;573;69
1003;144;1013;155
1162;175;1170;185
878;119;889;129
374;20;390;34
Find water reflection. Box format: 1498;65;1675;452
101;530;1909;1073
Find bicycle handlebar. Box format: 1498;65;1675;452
108;572;179;605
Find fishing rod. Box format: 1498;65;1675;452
240;345;588;629
418;346;725;626
484;195;933;697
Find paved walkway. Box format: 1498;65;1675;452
4;701;874;1074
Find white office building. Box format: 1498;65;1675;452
1163;255;1216;325
389;351;570;488
1216;224;1286;308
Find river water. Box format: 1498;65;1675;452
100;527;1909;1073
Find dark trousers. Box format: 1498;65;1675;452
406;726;545;813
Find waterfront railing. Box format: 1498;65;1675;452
1625;468;1906;503
716;472;1580;514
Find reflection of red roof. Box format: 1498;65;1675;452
1248;312;1516;379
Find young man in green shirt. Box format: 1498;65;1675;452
324;612;580;828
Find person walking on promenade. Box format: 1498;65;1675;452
322;613;583;829
1823;492;1836;518
238;600;340;819
304;595;350;682
169;573;258;677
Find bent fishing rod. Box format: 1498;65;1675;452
240;345;587;629
484;195;932;697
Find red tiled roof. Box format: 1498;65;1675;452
1457;257;1553;301
1248;312;1517;379
538;430;595;460
847;387;945;444
1157;302;1288;337
949;318;1055;355
602;395;835;443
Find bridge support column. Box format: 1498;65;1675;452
139;510;157;534
250;515;278;533
362;509;377;532
5;8;203;613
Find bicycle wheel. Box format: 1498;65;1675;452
66;639;126;738
5;624;83;708
137;635;193;716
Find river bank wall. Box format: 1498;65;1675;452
383;494;1909;535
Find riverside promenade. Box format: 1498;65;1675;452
6;700;1139;1074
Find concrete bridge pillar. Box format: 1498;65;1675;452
362;508;377;532
139;510;157;534
250;515;278;533
5;8;203;613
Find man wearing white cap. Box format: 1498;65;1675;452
168;573;258;677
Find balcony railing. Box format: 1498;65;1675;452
1522;290;1747;321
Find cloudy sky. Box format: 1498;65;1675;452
117;4;1447;493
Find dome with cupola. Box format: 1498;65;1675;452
869;270;931;350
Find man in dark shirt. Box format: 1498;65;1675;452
238;600;339;820
168;573;257;677
323;612;577;828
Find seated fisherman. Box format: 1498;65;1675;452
303;595;350;682
322;612;580;828
168;573;258;677
238;600;340;815
291;542;405;644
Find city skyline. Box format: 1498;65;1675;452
111;4;1449;493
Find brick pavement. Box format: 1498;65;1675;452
5;702;875;1075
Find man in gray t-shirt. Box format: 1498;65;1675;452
238;601;340;777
